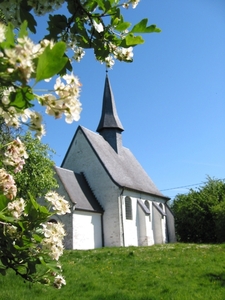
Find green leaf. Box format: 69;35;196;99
0;212;15;223
0;194;9;211
9;86;35;110
120;34;144;47
18;21;28;38
46;14;68;40
1;23;15;48
131;19;161;33
16;223;24;234
29;193;39;210
39;256;47;267
115;22;131;32
32;234;43;243
95;0;105;10
36;42;68;83
20;8;37;33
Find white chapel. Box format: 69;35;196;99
53;75;176;250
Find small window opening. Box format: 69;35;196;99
125;197;132;220
159;203;164;219
145;200;151;222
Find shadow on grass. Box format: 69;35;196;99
206;272;225;287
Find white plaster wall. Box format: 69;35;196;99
121;190;169;246
122;197;155;247
143;201;155;246
160;205;167;243
137;203;148;246
62;129;123;247
122;196;138;246
152;205;163;244
73;211;102;250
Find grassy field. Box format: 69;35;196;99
1;243;225;300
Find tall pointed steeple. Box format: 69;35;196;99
97;75;124;154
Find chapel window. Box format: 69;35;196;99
159;203;163;210
125;197;132;220
159;203;164;219
145;200;151;222
145;200;150;210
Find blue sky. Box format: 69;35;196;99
33;0;225;200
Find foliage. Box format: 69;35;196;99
14;132;58;198
171;177;225;243
0;21;82;138
0;0;160;289
0;0;160;70
1;244;225;300
0;123;58;198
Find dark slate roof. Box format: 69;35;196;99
96;75;124;132
79;126;168;199
55;166;104;213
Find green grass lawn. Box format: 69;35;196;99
1;243;225;300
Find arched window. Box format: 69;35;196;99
159;203;164;219
145;200;150;210
145;200;151;222
125;197;132;220
159;203;163;210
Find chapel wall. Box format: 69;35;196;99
63;129;123;247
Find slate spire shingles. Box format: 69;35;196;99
97;74;124;132
96;75;124;153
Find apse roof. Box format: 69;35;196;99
55;166;104;212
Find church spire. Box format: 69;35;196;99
97;75;124;154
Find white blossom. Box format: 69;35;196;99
4;37;36;82
2;87;16;105
3;138;28;173
0;168;17;200
29;112;46;139
54;274;66;289
41;222;66;261
7;198;26;219
39;73;83;123
73;47;85;62
114;46;133;62
6;224;18;236
93;20;104;33
131;0;140;8
105;56;115;69
45;191;71;215
1;109;20;128
123;0;140;9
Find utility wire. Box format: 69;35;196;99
160;178;225;192
160;183;205;191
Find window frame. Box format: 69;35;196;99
125;196;133;220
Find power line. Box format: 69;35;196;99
160;178;225;192
161;179;225;192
